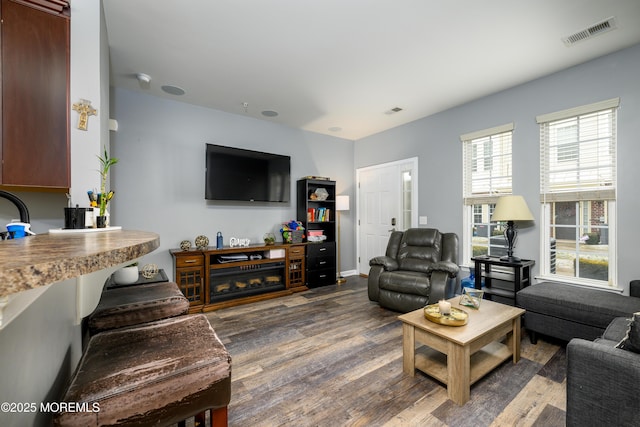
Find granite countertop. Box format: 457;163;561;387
0;230;160;298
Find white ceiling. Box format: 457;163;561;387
102;0;640;141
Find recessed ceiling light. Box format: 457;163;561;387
261;110;278;117
161;85;185;96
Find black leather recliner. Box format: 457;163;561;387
368;228;460;313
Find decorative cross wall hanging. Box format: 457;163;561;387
72;99;97;131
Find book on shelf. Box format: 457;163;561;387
307;207;331;222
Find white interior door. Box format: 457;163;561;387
357;158;418;275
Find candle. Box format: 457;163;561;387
438;300;451;315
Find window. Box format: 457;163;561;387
537;98;618;288
401;170;412;229
462;123;514;264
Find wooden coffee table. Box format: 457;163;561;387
398;296;525;405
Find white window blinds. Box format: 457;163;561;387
462;123;514;205
538;99;618;202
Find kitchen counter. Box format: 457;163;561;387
0;229;159;298
0;229;160;328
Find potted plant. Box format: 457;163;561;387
97;146;118;227
263;232;276;245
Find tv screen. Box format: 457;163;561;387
205;144;291;202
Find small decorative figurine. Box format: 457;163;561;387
72;99;97;131
141;263;159;279
195;235;209;250
229;237;250;247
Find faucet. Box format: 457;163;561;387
0;190;30;223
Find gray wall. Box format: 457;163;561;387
109;88;355;278
355;43;640;293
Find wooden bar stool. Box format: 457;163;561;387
87;281;189;336
54;314;231;426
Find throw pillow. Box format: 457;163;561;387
615;312;640;353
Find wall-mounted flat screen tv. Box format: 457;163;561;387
205;143;291;203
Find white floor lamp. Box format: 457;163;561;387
335;195;350;284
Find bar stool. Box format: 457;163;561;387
54;314;231;426
87;281;189;336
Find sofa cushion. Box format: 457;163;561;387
397;228;441;273
616;312;640;353
379;271;429;296
88;281;190;334
517;282;640;330
603;316;632;341
594;317;632;347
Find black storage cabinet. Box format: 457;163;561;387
297;178;337;287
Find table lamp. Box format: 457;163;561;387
336;195;350;284
491;195;534;262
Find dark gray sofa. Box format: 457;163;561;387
567;316;640;426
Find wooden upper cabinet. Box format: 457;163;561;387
0;0;70;190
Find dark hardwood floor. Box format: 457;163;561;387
206;277;566;427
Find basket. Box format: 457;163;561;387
282;230;304;244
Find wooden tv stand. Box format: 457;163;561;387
171;243;307;312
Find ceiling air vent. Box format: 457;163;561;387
563;17;617;46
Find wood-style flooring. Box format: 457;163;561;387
206;277;566;427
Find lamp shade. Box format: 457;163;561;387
491;195;534;222
336;195;350;211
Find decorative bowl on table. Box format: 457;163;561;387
424;304;469;326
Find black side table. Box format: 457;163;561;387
471;256;535;306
